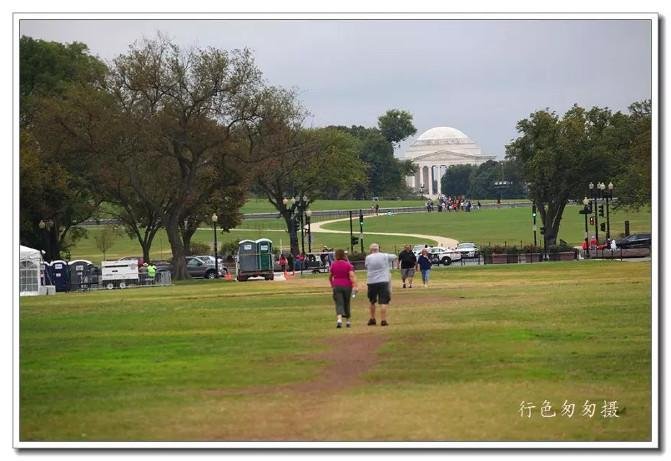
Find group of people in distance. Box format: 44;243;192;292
327;242;434;329
426;194;480;213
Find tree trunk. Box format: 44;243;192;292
539;199;567;248
282;211;300;256
182;232;193;256
165;214;190;280
181;221;200;256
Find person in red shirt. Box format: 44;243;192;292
329;249;358;328
278;254;288;274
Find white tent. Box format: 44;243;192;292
19;245;42;296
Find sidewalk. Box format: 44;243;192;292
309;214;459;248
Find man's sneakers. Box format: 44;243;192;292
367;318;389;326
402;283;406;288
346;321;351;328
337;321;342;328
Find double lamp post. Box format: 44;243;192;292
581;181;614;257
282;195;312;255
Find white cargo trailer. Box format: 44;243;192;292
100;260;140;289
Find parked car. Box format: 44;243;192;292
454;242;480;258
152;259;174;274
615;233;651;249
412;244;431;256
185;256;228;279
427;247;462;266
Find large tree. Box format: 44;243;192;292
440;164;476;197
506;104;616;247
323;109;417;199
20;37;106;259
377;109;417;147
33;36;278;278
611;100;652;209
102;37;273;278
255;127;366;255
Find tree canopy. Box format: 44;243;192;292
20;36;107;260
506;101;651;246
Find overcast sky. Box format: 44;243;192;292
20;18;652;159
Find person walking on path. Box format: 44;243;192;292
365;243;396;326
329;249;358;329
398;244;417;289
417;248;432;288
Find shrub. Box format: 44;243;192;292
547;241;574;254
506;245;521;255
189;242;210;255
219;241;239;257
522;244;542;253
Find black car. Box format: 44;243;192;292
615;233;651;249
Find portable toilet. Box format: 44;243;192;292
51;260;70;292
256;238;273;271
69;260;96;291
238;240;257;272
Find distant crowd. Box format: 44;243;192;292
426;194;480;213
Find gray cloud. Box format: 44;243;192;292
20;18;651;158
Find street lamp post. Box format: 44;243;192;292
306;209;312;253
581;197;590;258
606;182;613;241
283;197;296;256
211;213;219;278
295;195;309;255
589;182;599;244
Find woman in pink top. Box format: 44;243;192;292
329;249;358;328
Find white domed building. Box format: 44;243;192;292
402;127;495;197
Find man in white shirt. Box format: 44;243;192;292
364;243;397;326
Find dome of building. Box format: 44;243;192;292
403;125;483;160
416;126;469;141
401;125;496;197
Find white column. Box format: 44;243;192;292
437;165;442;196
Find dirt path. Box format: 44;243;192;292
288;333;386;394
204;332;386;440
310;214;459;248
206;332;385;398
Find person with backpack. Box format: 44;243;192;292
398;244;417;289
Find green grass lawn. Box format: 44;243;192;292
69;227;430;263
19;260;652;442
322;205;652;247
67;202;650;263
240;198;429;213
